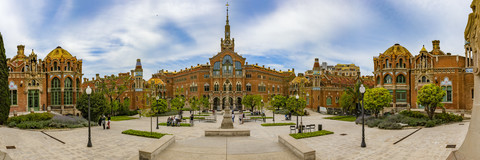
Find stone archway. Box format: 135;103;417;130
213;97;220;110
236;97;242;111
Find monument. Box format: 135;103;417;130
448;1;480;159
220;95;234;129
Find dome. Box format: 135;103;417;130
45;46;73;59
290;73;310;84
148;78;165;85
382;43;412;57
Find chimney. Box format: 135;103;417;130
432;40;440;50
96;74;100;79
17;45;25;55
83;78;87;82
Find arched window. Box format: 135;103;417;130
228;83;232;91
64;78;73;105
235;61;242;75
399;59;403;68
385;59;390;68
384;75;392;84
236;83;241;91
246;83;252;92
376;76;380;84
396;75;406;84
54;62;58;71
51;78;61;105
204;83;210;92
214;83;219;91
223;83;227;91
67;62;71;71
222;55;233;75
213;61;221;76
421;76;427;83
76;79;81;102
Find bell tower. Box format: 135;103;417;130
221;2;235;52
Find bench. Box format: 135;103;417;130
278;135;316;160
139;135;175;160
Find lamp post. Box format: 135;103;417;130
359;84;366;148
272;97;275;123
86;86;92;147
296;94;301;133
261;99;264;113
156;96;159;129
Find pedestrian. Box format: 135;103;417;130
101;115;106;129
232;113;235;122
167;117;171;126
242;112;245;124
107;115;111;129
190;114;194;126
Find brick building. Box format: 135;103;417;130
373;40;474;111
7;45;83;114
84;5;295;111
291;58;374;111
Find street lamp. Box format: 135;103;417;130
156;96;159;129
86;86;92;147
359;84;366;148
272;97;275;123
295;94;301;133
261;99;264;113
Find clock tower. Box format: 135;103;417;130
221;2;234;52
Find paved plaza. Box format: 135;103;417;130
0;110;469;160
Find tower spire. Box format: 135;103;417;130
225;2;230;39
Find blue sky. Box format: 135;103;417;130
0;0;472;80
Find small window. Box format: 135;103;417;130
384;75;392;84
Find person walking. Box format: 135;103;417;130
101;115;106;129
107;115;111;129
190;114;194;126
232;113;235;123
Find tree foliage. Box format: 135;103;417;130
171;96;185;113
152;98;168;114
417;84;445;120
199;96;210;112
341;81;363;115
97;75;130;115
242;95;262;111
189;96;200;114
270;95;286;111
286;97;306;116
0;32;10;125
364;87;392;117
339;92;355;115
76;92;108;122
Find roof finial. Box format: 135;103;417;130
226;2;229;25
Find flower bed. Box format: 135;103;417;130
121;129;169;139
365;111;463;129
7;114;93;129
261;122;296;126
289;130;334;139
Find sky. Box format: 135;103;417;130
0;0;473;80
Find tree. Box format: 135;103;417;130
97;75;130;116
77;92;108;122
152;98;168;114
189;96;200;114
417;83;446;120
286;97;306;116
0;32;9;125
363;87;392;118
199;96;210;113
271;95;286;111
242;95;262;111
343;81;363;116
171;96;185;115
339;92;355;115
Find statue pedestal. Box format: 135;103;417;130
221;107;233;129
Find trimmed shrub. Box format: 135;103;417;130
425;120;436;128
289;130;334;139
158;122;191;127
121;129;168;139
325;115;357;122
377;121;402;129
7;121;16;128
7;112;54;124
366;119;382;128
261;123;296;126
435;113;463;123
16;120;51;129
399;110;428;119
157;110;179;116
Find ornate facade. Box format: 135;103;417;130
291;58;374;111
373;41;474;111
7;45;83;114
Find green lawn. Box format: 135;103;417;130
290;130;334;139
121;129;169;139
158;122;191;127
110;116;138;121
323;115;356;122
261;122;296;126
250;116;273;119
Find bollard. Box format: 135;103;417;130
318;124;322;131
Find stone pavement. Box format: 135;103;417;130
0;110;470;160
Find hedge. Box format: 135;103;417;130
110;116;138;121
121;129;169;139
7;112;54;124
158;122;191;127
290;130;334;139
324;115;356;122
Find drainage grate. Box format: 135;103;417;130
446;145;456;148
6;146;16;149
340;133;347;136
